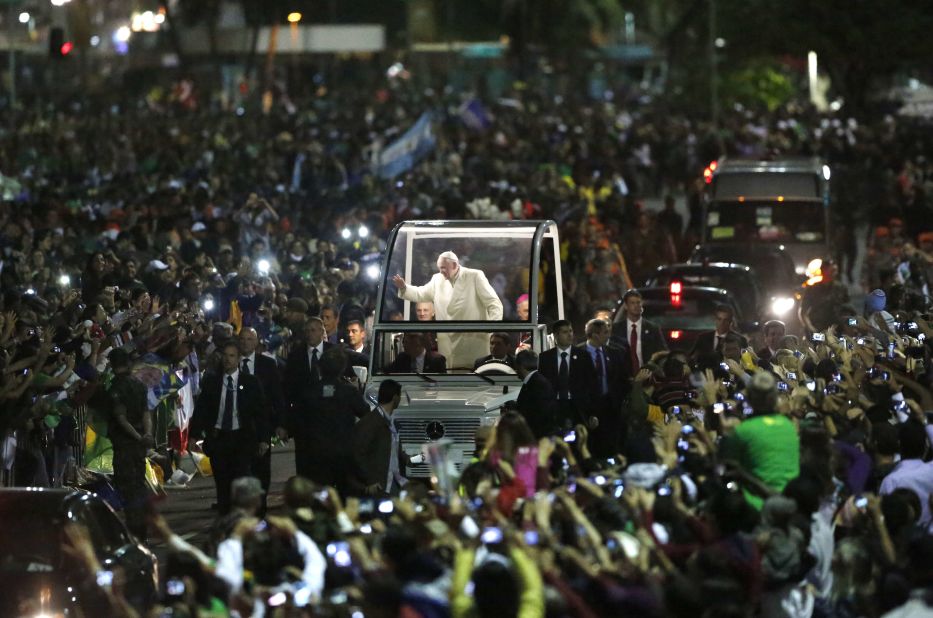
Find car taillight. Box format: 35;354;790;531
669;281;682;307
670;330;682;340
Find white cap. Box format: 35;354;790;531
147;259;169;271
191;222;207;232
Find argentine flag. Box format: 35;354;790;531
376;112;436;179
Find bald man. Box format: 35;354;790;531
392;251;503;368
238;327;286;513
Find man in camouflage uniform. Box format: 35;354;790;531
106;348;153;540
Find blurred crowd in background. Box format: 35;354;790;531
1;61;933;617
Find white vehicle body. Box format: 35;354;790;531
366;220;564;477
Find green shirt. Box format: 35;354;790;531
724;414;800;510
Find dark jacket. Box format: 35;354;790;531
756;347;776;365
345;345;371;366
287;379;366;458
516;371;558;438
385;351;447;374
190;371;269;453
576;342;631;405
351;407;410;492
612;317;668;368
690;330;749;358
538;346;597;402
246;352;286;436
283;341;336;405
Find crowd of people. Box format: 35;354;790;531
1;59;933;617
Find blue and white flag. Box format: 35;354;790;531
458;98;492;131
375;112;436;179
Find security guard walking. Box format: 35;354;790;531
105;348;153;540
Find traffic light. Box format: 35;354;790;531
49;27;73;58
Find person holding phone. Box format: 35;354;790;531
449;535;544;618
719;371;800;510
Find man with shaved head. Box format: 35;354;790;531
238;326;286;513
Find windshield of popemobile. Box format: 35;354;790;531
379;224;561;327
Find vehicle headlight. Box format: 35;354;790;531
771;297;795;316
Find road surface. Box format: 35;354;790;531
151;442;296;560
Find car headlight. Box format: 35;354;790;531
771;297;795;316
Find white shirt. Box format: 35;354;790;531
307;342;324;374
555;346;573;373
807;504;835;600
241;352;256;375
216;529;326;602
627;319;643;365
378;406;407;492
216;369;240;430
555;346;574;399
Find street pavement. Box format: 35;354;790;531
150;442;296;561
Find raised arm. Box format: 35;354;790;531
396;273;438;304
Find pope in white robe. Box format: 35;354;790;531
393;251;503;368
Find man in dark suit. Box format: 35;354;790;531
514;350;557;439
612;289;668;373
238;327;286;512
473;332;516;371
287;347;368;492
538;319;597;430
351;379;412;496
385;332;447;374
190;341;269;514
345;319;371;361
283;317;332;409
690;303;749;359
579;318;630;458
321;304;341;345
756;320;786;364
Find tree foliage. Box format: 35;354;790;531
716;0;933;113
721;60;795;112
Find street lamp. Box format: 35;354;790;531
18;12;29;24
287;12;302;23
